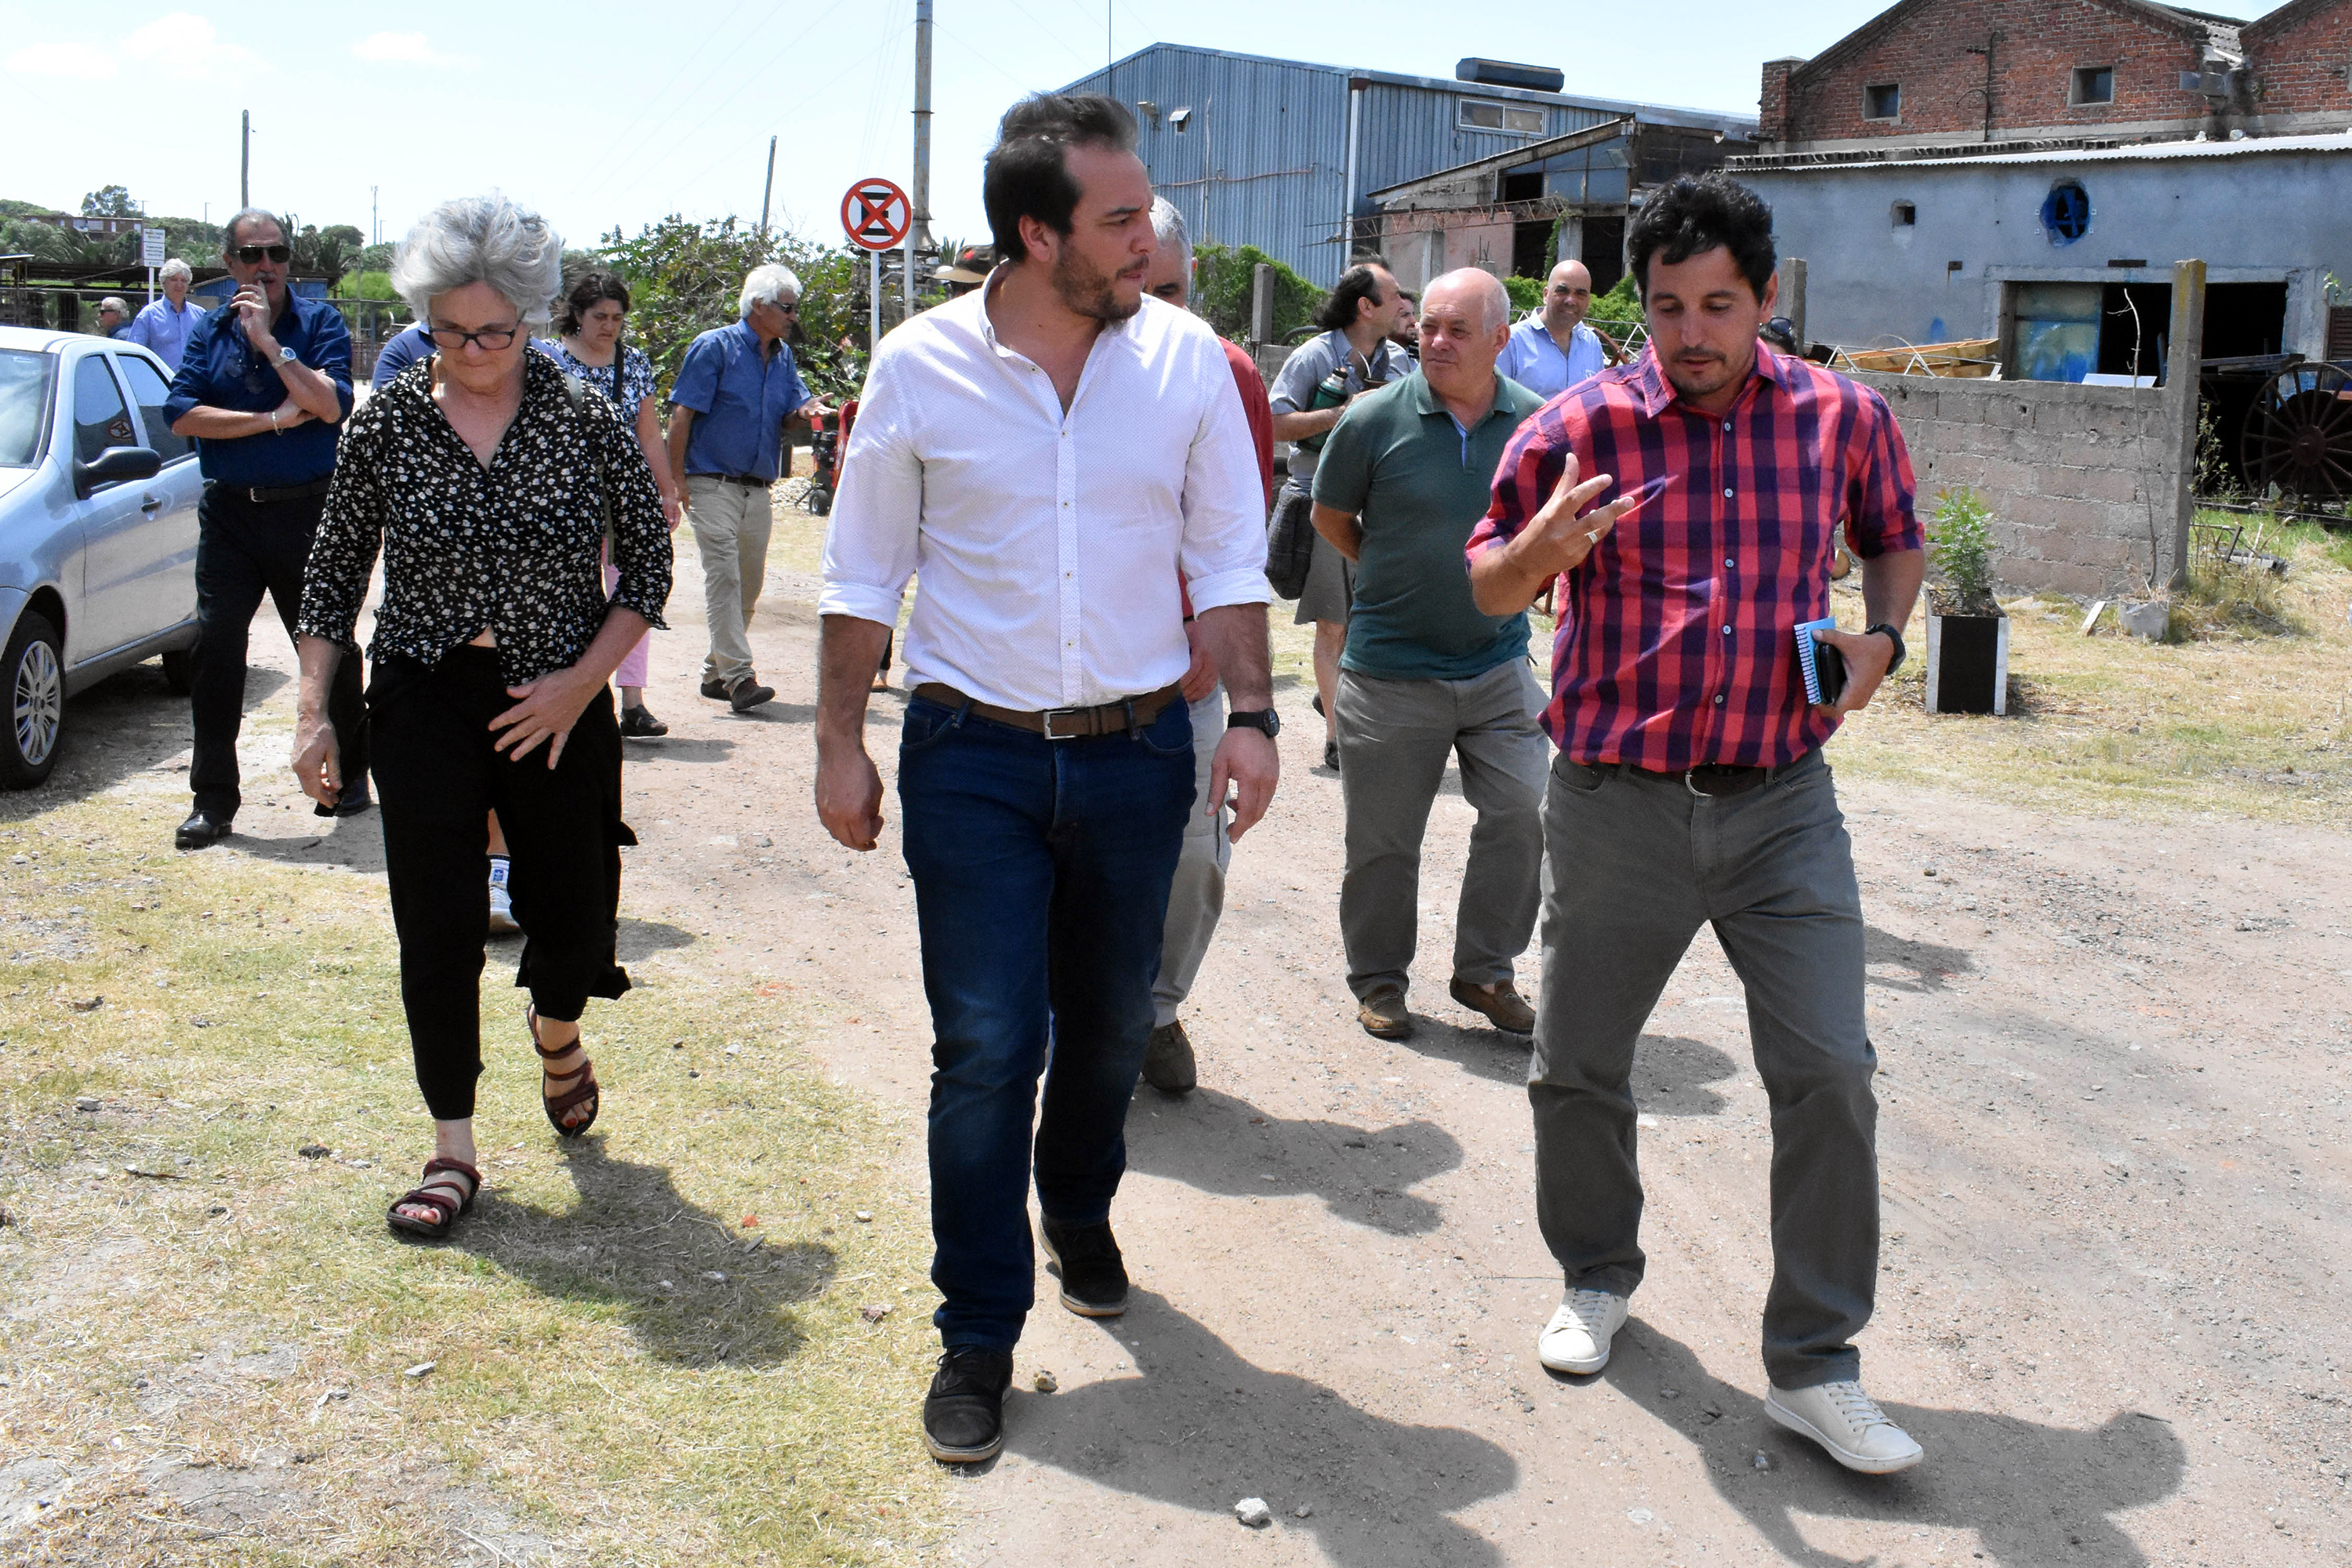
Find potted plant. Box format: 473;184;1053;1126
1923;488;2009;715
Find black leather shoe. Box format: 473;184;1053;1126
317;784;374;819
699;676;728;700
923;1346;1014;1463
1040;1214;1128;1317
727;674;775;713
174;809;232;850
1142;1020;1197;1094
619;705;669;738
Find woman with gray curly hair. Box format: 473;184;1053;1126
291;194;673;1240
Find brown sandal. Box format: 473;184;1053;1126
387;1156;481;1240
528;1005;601;1138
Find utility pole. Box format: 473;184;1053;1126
759;136;777;237
909;0;934;318
239;111;251;209
371;186;379;245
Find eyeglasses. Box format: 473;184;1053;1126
230;244;292;264
428;324;522;351
774;302;800;316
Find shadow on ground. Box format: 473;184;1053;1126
0;659;218;819
1126;1087;1460;1234
456;1141;835;1368
1632;1033;1741;1118
1599;1322;2184;1567
1864;924;1976;992
1007;1290;1517;1567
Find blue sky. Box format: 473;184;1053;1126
0;1;2275;254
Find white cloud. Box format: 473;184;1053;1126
5;42;120;81
351;31;479;69
123;13;266;84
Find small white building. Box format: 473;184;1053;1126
1734;132;2352;376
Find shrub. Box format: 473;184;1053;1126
1927;488;2000;614
1189;244;1325;343
597;215;863;403
1504;275;1542;315
1587;274;1643;326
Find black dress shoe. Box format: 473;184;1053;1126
316;785;374;818
619;704;669;737
728;674;776;713
923;1346;1014;1463
174;809;232;850
1040;1214;1128;1317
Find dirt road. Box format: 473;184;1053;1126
177;517;2352;1565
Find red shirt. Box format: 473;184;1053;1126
1222;338;1276;509
1467;347;1922;770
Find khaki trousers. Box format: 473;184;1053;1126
685;474;774;686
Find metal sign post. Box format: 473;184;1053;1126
840;176;913;354
141;226;166;304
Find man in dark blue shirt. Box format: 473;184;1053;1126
163;208;368;849
664;263;826;711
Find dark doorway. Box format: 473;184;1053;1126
2097;281;2289;381
1583;216;1625;296
1501;172;1550;281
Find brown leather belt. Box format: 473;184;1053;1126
913;681;1183;740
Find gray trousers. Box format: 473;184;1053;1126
1153;687;1230;1026
684;474;774;686
1336;660;1547;1000
1528;747;1878;1390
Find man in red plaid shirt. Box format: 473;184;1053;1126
1466;173;1929;1474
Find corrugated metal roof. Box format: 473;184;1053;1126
1744;130;2352;174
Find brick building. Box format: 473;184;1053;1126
1757;0;2352;155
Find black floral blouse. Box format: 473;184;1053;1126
298;350;671;685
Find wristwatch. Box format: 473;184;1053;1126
276;345;299;366
1864;622;1907;673
1226;708;1281;738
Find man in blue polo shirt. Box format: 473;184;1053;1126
1311;268;1548;1042
163;209;367;850
666;263;827;712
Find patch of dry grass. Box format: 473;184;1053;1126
0;790;943;1565
1829;528;2352;823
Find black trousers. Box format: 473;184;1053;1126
370;647;633;1122
190;485;367;816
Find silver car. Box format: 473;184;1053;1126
0;324;202;786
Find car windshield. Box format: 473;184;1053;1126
0;349;55;467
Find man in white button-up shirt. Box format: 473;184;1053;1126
815;93;1279;1466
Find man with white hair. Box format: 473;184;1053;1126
1137;196;1275;1094
1498;258;1606;401
1310;267;1548;1041
122;260;206;371
665;263;826;712
96;297;131;337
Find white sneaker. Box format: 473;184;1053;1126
1765;1379;1924;1474
1536;1288;1630;1374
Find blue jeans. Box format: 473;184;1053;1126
898;694;1195;1351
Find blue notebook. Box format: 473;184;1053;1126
1795;617;1846;706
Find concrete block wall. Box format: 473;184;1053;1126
1850;372;2186;598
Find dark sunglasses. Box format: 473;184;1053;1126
428;324;521;351
230;244;292;263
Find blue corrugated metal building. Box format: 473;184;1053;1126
1057;45;1757;285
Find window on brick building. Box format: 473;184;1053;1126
2071;66;2114;106
1864;82;1901;121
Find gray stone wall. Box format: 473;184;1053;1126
1851;372;2187;598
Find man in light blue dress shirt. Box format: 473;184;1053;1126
120;259;207;372
1497;258;1607;401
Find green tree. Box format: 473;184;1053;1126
1586;274;1642;326
1189;243;1326;343
82;185;140;218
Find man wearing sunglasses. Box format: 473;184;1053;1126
163;207;366;850
665;263;829;713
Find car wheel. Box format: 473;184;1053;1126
2;611;65;789
162;646;194;695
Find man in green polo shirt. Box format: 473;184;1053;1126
1311;268;1549;1041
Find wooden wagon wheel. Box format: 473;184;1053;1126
2240;361;2352;510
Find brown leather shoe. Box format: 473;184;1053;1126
1141;1020;1196;1094
1450;977;1535;1035
1356;987;1414;1040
